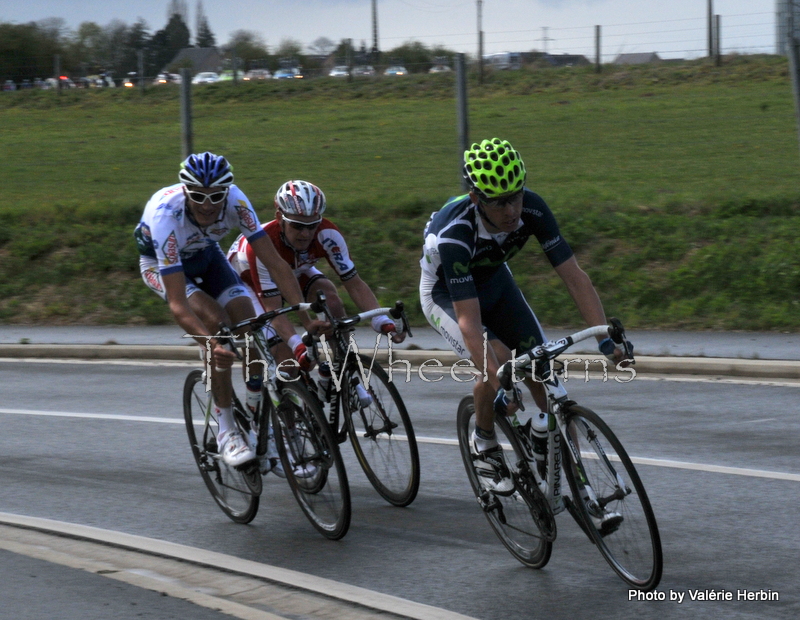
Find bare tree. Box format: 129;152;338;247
308;36;335;57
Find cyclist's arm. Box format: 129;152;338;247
248;235;316;331
553;256;607;337
342;275;406;342
452;297;503;391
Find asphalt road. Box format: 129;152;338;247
0;359;798;619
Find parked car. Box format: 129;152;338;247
217;71;245;82
273;68;303;80
192;72;219;84
384;66;408;76
353;65;376;77
3;80;17;91
243;69;272;81
328;66;349;78
429;64;452;73
153;73;181;85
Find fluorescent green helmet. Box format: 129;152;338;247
463;138;526;199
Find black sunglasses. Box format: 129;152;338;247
186;188;229;205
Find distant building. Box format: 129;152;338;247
613;52;662;65
545;53;590;67
166;47;223;75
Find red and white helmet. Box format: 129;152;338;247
274;180;326;217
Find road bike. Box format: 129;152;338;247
303;293;420;507
456;319;662;591
183;302;351;540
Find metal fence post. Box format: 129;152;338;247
456;53;470;190
180;68;193;159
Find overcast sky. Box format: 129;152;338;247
1;1;778;60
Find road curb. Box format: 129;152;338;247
0;512;478;620
3;343;800;379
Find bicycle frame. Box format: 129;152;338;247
500;324;630;516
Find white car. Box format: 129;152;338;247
329;66;349;78
192;72;219;85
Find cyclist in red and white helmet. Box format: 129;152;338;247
228;179;405;376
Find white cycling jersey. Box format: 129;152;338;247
134;183;266;276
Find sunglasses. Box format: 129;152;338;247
185;188;229;205
480;190;523;209
282;215;322;230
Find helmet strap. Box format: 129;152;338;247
475;201;503;232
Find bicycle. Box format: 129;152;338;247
303;293;421;508
456;319;663;591
182;301;351;540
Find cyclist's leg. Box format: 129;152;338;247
481;265;548;412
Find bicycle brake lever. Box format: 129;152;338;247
390;301;413;338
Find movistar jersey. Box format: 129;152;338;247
134;183;266;277
420;189;573;301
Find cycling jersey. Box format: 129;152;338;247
134;183;266;276
228;218;357;302
420;189;573;358
420;189;573;302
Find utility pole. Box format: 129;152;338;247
715;14;722;66
543;27;549;55
371;0;379;60
477;0;484;85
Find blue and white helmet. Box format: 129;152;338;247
274;180;326;217
179;152;234;187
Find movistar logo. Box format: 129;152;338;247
453;261;470;275
430;314;441;329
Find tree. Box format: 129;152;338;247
195;1;215;47
0;21;63;82
276;38;303;61
223;30;269;70
151;12;190;72
308;36;335;57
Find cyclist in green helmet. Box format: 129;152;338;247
420;138;631;497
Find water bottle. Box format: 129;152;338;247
317;362;332;403
245;375;263;415
355;380;373;408
530;412;549;463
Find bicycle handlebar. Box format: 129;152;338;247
497;318;634;389
302;292;412;348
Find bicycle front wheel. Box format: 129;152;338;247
344;357;420;507
182;370;259;524
273;380;351;540
456;396;553;569
563;404;662;591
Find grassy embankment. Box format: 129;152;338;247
1;54;799;329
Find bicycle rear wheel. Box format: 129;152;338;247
456;396;553;569
272;380;351;540
344;357;420;507
563;404;662;591
182;370;259;524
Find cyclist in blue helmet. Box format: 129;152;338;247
135;152;320;469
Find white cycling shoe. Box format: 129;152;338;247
219;430;256;467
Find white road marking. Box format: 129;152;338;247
3;408;796;482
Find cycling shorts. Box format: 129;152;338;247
420;264;546;359
139;244;249;307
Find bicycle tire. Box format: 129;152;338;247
456;396;553;569
182;370;259;524
562;403;663;591
272;380;351;540
343;356;420;507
